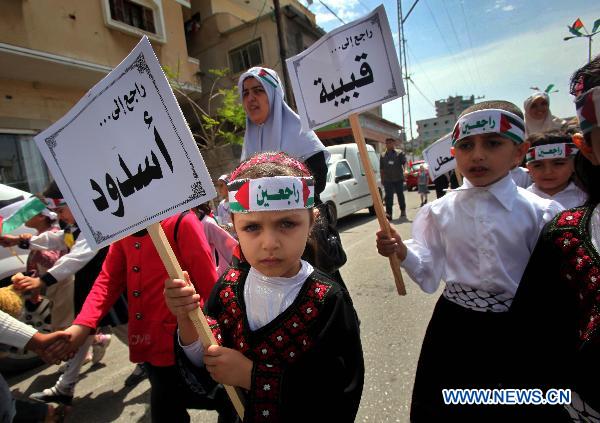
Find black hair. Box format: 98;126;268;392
526;130;573;148
574;152;600;206
41;180;62;199
570;55;600;206
570;54;600;95
459;100;524;119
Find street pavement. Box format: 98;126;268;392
8;190;439;422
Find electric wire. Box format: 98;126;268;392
439;0;482;93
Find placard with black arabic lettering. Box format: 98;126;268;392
34;36;216;249
422;133;456;181
286;4;404;131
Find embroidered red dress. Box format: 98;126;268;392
511;206;600;420
176;252;364;423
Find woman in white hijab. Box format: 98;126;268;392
523;92;565;137
238;67;329;203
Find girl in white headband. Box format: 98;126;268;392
525;130;587;209
165;152;364;422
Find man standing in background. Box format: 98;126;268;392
380;137;407;220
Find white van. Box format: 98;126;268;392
321;144;383;226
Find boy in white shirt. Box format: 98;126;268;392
376;100;563;421
525;130;588;209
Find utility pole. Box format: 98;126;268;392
398;0;415;142
273;0;296;109
397;0;406;136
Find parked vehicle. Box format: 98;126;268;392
405;160;433;191
0;184;51;372
320;144;383;226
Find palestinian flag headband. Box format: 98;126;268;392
525;143;578;163
228;176;314;213
44;197;67;209
452;109;525;146
575;86;600;135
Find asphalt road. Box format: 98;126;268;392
8;190;439;422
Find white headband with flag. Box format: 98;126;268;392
452;109;526;145
525;143;578;163
228;176;314;213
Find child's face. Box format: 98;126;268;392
527;158;574;195
233;209;313;278
454;133;528;187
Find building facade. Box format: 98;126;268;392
0;0;200;193
184;0;323;108
184;0;402;154
414;94;475;149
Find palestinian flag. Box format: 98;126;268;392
228;176;314;213
0;197;46;235
569;18;585;36
499;113;525;144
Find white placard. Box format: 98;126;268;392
34;37;216;249
286;5;404;131
422;133;456;181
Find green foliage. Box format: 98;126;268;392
162;64;245;148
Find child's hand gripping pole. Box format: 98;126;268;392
147;222;245;419
349;114;406;295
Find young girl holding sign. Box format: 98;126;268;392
165;152;364;422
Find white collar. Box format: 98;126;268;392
454;173;517;211
247;260;313;286
530;181;579;196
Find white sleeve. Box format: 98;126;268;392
47;237;97;282
29;230;68;252
0;310;36;349
178;329;204;368
542;200;565;229
401;203;446;293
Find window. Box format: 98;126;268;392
0;134;50;193
335;161;353;179
109;0;156;33
433;122;437;126
423;123;428;128
229;40;263;74
102;0;166;43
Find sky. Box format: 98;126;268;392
296;0;600;142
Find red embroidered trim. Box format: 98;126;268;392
213;275;334;421
549;208;600;345
556;210;585;227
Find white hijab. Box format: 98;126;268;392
523;92;565;137
238;67;329;163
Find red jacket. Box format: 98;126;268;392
74;212;218;366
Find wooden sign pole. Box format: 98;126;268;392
348;114;406;296
147;222;245;419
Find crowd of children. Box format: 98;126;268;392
376;57;600;422
0;54;598;423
